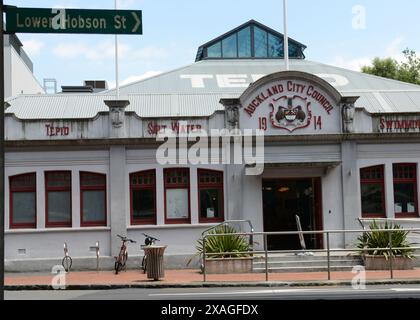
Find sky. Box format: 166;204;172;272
5;0;420;91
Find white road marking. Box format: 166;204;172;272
149;287;420;297
391;288;420;292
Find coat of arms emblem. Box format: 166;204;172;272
269;95;312;132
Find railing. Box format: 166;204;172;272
201;228;420;282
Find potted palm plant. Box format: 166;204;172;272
191;225;253;274
357;220;416;270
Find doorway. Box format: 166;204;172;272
262;178;323;250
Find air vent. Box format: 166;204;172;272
61;85;94;93
84;80;108;91
18;248;26;255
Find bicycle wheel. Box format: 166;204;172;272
62;256;72;272
114;261;123;274
141;255;147;274
121;252;128;270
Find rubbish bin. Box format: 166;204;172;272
142;245;167;280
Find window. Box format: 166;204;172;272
268;34;283;57
198;169;224;223
207;41;221;58
222;34;237;58
80;172;106;227
9;173;37;229
254;26;268;57
237;27;251;57
164;168;190;224
360;165;386;217
130;170;156;225
45;171;72;227
393;164;418;217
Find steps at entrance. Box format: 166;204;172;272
252;253;363;273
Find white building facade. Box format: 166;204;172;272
4;21;420;271
4;33;44;98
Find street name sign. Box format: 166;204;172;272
5;7;142;34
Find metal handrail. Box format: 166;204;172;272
201;219;255;236
201;219;255;248
201;228;420;282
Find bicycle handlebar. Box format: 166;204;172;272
117;234;136;243
142;233;160;241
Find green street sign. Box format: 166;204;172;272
5;7;142;34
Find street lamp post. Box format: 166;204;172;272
0;0;5;301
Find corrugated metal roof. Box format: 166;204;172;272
5;93;238;120
6;59;420;119
108;59;420;95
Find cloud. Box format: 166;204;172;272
21;39;45;57
385;36;405;62
53;41;130;60
330;36;407;71
131;46;169;60
331;56;373;71
53;39;167;64
108;71;163;89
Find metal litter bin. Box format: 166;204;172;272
142;245;167;280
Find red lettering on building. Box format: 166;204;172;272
45;124;70;137
379;117;420;132
147;121;202;135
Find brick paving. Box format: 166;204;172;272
5;268;420;286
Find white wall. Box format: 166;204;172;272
9;46;44;97
5;229;110;260
357;142;420;220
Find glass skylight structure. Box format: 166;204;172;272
195;20;306;61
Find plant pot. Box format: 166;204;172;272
363;255;414;270
205;257;253;274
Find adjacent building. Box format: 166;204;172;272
4;33;44;98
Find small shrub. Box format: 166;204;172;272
357;220;415;260
188;225;251;265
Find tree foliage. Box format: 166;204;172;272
362;49;420;85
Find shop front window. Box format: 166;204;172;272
130;170;156;225
45;171;72;227
164;168;190;224
198;169;224;223
393;164;418;217
360;165;386;217
80;172;106;226
10;173;37;229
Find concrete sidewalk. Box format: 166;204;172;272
5;268;420;290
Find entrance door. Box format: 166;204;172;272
262;178;323;250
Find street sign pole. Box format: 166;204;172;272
0;0;5;301
114;0;119;99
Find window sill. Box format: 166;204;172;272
5;226;111;234
395;214;419;219
128;223;220;230
359;217;420;222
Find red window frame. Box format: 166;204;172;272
393;163;419;218
45;171;72;228
80;172;107;227
198;169;224;223
164;168;191;224
360;165;386;218
130;170;157;225
9;173;37;229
